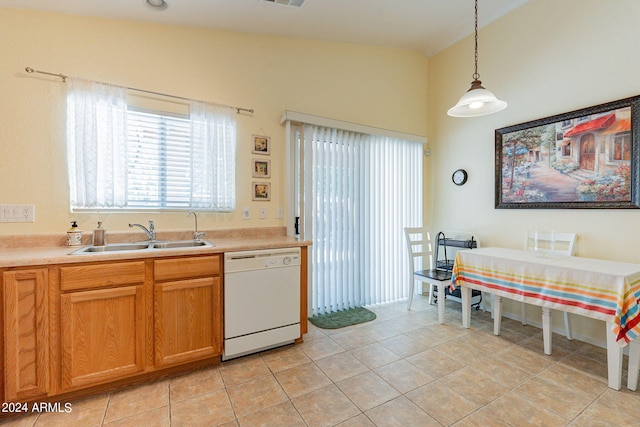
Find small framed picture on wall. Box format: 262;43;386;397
252;182;271;201
252;135;270;155
252;158;271;178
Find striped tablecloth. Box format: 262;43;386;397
451;247;640;346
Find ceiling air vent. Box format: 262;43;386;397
261;0;306;7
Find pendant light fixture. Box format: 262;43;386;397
447;0;507;117
146;0;168;10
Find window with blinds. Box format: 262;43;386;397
126;108;193;208
66;78;236;212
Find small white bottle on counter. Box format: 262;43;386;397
93;221;106;246
67;221;83;246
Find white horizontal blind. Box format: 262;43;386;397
300;124;423;315
66;78;236;211
126;109;192;208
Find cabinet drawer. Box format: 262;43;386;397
60;261;146;291
154;255;220;281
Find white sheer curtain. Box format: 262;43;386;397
66;79;236;211
66;78;128;209
300;124;423;315
189;101;236;211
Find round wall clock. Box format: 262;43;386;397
452;169;468;186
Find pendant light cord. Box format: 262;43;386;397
473;0;479;81
447;0;507;116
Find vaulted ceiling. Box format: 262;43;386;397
2;0;529;57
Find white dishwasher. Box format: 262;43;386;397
223;247;301;360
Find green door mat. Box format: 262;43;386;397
308;307;377;329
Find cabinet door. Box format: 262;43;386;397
60;286;145;390
154;277;222;366
3;269;49;401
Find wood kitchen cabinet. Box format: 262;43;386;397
2;268;49;401
57;261;147;391
154;255;222;367
1;245;303;406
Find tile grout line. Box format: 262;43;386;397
268;363;310;426
6;298;637;427
313;317;444;425
99;392;111;426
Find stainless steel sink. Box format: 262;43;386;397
70;240;213;255
152;240;210;249
73;243;151;253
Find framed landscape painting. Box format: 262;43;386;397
495;95;640;209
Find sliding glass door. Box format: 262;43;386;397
289;122;423;315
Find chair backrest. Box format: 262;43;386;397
404;227;433;273
524;231;577;256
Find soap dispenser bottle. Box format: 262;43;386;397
93;221;106;246
67;221;83;246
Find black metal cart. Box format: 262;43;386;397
432;231;482;309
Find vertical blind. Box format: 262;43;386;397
298;124;423;315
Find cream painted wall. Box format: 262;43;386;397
428;0;640;344
0;8;428;236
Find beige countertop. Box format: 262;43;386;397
0;233;310;268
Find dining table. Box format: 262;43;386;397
451;246;640;390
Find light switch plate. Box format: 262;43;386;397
241;207;251;220
0;204;35;222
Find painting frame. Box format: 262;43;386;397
252;134;270;155
495;95;640;209
252;158;271;178
252;182;271;201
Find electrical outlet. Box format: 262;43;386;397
0;204;35;222
242;207;251;220
259;208;268;219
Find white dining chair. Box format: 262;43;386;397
404;227;437;308
522;231;577;340
404;227;479;323
628;340;640;391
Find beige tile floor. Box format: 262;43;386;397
2;296;640;426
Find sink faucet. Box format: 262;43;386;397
129;220;156;241
188;211;206;241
